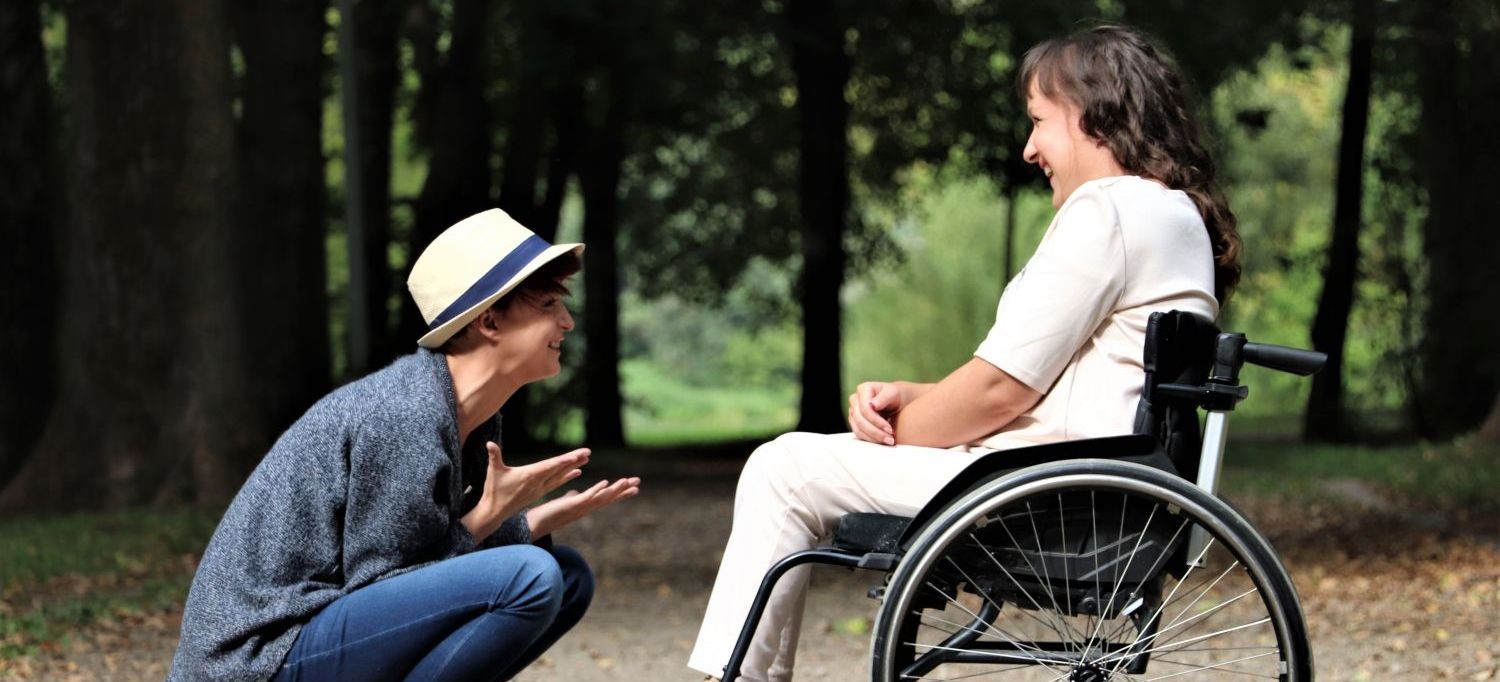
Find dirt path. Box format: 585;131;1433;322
6;462;1498;681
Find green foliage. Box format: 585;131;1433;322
619;359;796;446
609;288;801;446
0;509;218;658
842;167;1051;389
1213;28;1425;420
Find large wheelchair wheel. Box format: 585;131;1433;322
871;459;1311;681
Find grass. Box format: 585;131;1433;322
619;359;797;446
1223;437;1500;510
0;509;219;659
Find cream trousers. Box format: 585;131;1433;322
687;432;989;682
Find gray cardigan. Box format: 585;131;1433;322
169;349;530;681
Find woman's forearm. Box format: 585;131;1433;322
462;501;503;543
893;359;1040;448
893;381;936;405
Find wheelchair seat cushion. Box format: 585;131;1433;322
833;512;909;555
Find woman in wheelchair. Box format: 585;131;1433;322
690;25;1258;681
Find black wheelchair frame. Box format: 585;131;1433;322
720;311;1326;681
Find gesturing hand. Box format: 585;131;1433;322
526;476;642;538
462;442;588;542
848;381;903;445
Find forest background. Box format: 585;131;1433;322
4;0;1499;509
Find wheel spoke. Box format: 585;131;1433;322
917;580;1071;671
994;513;1087;644
1141;650;1281;680
1083;499;1160;652
942;554;1071;646
914;605;1061;662
969;530;1076;645
875;469;1303;681
1097;616;1274;665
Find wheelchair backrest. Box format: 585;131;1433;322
1132;310;1220;482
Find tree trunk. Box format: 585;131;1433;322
497;35;549;234
1414;0;1500;438
1304;0;1375;442
1478;392;1500;443
398;0;495;348
536;83;585;242
1;0;250;512
787;0;851;434
578;90;629;449
0;0;58;492
231;0;331;449
350;0;405;366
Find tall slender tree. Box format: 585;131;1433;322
1413;0;1500;438
348;0;408;366
400;0;495;346
231;0;332;444
579;85;630;448
0;0;58;492
785;0;852;434
1305;0;1376;441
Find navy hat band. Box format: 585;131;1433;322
428;234;552;330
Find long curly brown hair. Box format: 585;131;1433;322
1018;25;1241;304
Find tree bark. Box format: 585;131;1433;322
1;0;249;512
1414;0;1500;438
399;0;495;347
1478;392;1500;443
231;0;331;451
0;0;58;492
536;84;585;242
787;0;851;434
579;89;629;449
497;33;549;235
349;0;405;366
1304;0;1375;442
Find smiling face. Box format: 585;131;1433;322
1023;81;1126;208
489;288;575;383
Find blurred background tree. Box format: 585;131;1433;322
1;0;1497;512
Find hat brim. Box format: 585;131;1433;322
416;242;585;349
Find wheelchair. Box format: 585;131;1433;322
721;311;1326;681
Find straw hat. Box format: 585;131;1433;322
407;209;584;349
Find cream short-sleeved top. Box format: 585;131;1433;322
970;175;1218;452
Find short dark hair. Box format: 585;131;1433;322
440;251;583;352
493;251;581;310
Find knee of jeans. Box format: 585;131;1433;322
493;545;566;619
549;545;595;618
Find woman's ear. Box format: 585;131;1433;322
474;306;506;342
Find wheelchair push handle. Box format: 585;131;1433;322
1242;342;1327;376
1210;332;1327;382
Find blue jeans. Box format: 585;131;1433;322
273;544;593;682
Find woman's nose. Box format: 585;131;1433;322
1023;134;1038;164
559;304;575;331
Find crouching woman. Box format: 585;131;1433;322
170;209;640;681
